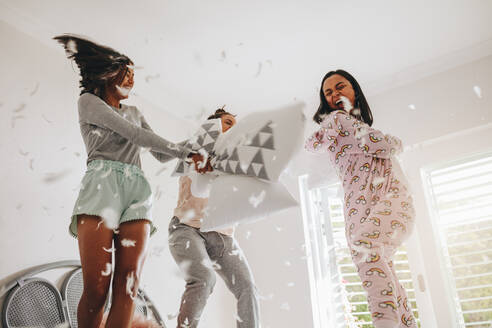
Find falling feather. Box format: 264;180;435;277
101;263;112;276
121;239;136;247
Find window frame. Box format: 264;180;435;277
420;151;492;327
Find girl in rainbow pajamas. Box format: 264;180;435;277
305;70;416;328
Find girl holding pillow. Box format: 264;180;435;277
54;35;206;327
168;109;260;328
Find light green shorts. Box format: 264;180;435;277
70;160;157;238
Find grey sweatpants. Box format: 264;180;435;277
168;217;260;328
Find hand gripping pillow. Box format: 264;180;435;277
172;118;223;177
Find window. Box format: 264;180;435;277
299;177;420;328
422;152;492;327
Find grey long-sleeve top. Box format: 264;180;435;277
78;92;191;168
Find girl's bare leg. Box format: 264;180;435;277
77;215;114;328
106;219;150;328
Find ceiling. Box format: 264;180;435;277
1;0;492;120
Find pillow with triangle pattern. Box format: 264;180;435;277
172;102;305;182
211;102;304;182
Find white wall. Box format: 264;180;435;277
369;55;492;146
234;173;315;328
0;21;235;328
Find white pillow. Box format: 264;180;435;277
172;102;304;230
200;175;298;232
172;102;305;182
188;172;214;198
211;102;305;182
285;150;339;190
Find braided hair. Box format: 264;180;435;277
53;34;133;98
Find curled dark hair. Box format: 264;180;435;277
53;34;133;98
313;69;373;126
207;107;236;120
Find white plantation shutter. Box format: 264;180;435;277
423;153;492;327
299;177;420;328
